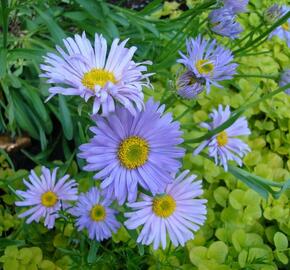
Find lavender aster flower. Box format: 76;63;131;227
279;69;290;95
78;98;185;204
269;6;290;47
209;7;243;39
71;187;120;241
193;105;251;171
15;167;78;229
40;32;152;115
178;36;237;93
124;170;207;250
223;0;249;13
177;71;204;99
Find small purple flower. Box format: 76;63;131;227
193;105;251;171
269;6;290;47
178;35;237;94
15;167;78;229
279;69;290;95
78;98;185;204
177;71;204;99
223;0;249;13
265;4;284;24
40;32;152;115
209;7;243;39
124;170;207;250
71;187;120;241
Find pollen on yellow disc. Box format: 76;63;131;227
216;131;228;147
152;195;176;218
41;191;58;207
196;59;214;75
282;22;289;31
90;204;106;222
82;68;117;90
118;136;149;170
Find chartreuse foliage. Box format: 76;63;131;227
0;0;290;269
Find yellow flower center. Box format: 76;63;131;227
216;131;228;147
118;136;149;170
90;204;106;222
196;59;214;75
152;195;176;218
41;191;58;207
282;22;289;31
82;68;117;90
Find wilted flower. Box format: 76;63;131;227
71;187;120;241
265;4;284;24
193;105;251;171
223;0;249;13
209;7;243;39
40;32;152;115
78;98;185;204
178;35;237;94
125;170;207;249
177;71;204;99
15;167;78;229
279;69;290;95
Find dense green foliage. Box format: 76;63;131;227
0;0;290;269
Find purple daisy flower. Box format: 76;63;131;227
279;69;290;95
269;6;290;47
78;98;185;204
15;167;78;229
40;32;152;115
193;105;251;171
177;71;204;99
124;170;207;250
209;7;243;39
178;35;237;94
223;0;249;13
71;187;120;241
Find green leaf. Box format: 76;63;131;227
34;6;65;45
58;96;73;140
0;239;25;249
11;91;39;139
87;241;99;264
0;48;7;79
228;165;290;199
20;82;52;133
8;48;44;61
207;241;228;264
273;232;288;251
189;246;207;266
74;0;104;20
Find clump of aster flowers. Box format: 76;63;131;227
15;26;269;252
193;105;251;171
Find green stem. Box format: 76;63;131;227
1;0;8;48
233;11;290;56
